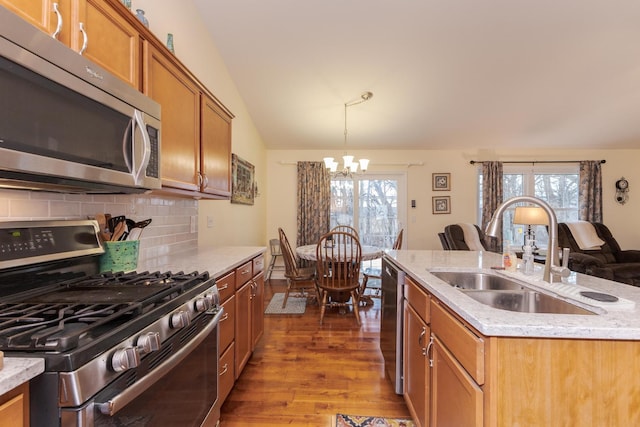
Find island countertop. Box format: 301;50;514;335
385;249;640;340
0;358;44;395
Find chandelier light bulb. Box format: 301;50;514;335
359;159;369;172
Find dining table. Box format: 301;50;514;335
295;244;384;262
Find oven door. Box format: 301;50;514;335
63;309;222;427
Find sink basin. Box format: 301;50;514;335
431;271;525;291
462;290;596;315
430;270;596;315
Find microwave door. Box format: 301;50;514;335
122;110;151;186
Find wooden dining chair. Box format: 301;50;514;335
331;225;359;238
315;231;362;325
360;229;403;304
278;228;320;308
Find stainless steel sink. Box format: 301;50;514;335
431;271;526;291
430;270;596;315
462;289;596;315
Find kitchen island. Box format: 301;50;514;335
385;249;640;427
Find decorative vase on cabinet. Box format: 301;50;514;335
135;9;149;27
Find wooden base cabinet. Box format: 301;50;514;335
0;382;29;427
431;336;483;427
403;276;431;427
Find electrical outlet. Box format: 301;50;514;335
190;216;197;233
207;216;214;228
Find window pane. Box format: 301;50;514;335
330;179;354;228
358;179;398;248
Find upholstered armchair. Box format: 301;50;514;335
444;224;490;251
557;222;640;286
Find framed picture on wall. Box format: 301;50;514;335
432;196;451;214
231;154;255;205
432;173;451;191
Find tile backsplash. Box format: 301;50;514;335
0;189;198;265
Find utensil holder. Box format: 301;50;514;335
99;241;139;273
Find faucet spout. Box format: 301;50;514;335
485;196;569;283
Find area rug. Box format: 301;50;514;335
264;292;307;314
335;414;415;427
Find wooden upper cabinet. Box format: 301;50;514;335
74;0;140;88
201;93;232;197
0;0;69;43
1;0;139;88
144;42;201;192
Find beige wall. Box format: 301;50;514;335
266;148;640;250
132;0;268;247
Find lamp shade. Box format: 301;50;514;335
513;206;549;226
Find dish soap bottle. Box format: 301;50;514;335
502;241;517;272
522;238;535;275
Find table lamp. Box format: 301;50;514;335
513;206;549;252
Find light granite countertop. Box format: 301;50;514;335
0;246;265;397
0;358;44;395
386;249;640;340
137;245;266;279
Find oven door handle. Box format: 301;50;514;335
96;308;223;416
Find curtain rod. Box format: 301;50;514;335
469;159;606;165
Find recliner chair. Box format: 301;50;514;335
558;222;640;287
444;224;489;251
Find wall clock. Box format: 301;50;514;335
615;177;629;205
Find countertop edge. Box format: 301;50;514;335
0;357;44;395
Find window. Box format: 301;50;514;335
480;164;579;250
330;173;406;249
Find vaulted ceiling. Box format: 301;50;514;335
194;0;640;152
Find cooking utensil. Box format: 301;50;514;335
95;213;111;241
111;221;127;241
125;218;152;241
134;218;152;229
108;215;126;233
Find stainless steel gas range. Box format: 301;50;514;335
0;220;223;427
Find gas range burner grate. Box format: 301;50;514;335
0;270;210;353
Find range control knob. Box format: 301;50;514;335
137;332;160;354
194;297;211;313
170;310;190;329
111;347;140;372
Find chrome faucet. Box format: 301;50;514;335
485;196;570;283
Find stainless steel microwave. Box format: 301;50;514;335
0;7;161;194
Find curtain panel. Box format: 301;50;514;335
297;161;331;247
579;160;603;222
481;161;503;252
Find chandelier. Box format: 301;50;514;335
323;91;373;177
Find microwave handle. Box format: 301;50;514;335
127;110;152;185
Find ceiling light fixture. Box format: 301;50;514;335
324;91;373;178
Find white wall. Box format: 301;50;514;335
266;148;640;251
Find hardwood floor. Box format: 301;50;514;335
219;279;411;426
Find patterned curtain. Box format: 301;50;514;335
297;161;331;247
481;161;503;252
579;161;603;222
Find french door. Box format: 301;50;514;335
330;172;407;249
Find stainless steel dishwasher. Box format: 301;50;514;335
380;257;406;394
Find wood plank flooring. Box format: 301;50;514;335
219;279;411;426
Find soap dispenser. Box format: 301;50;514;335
522;238;535;275
503;241;517;272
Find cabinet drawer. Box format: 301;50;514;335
431;299;485;385
218;342;235;404
219;295;235;352
406;276;430;322
235;261;253;289
216;271;235;303
253;254;265;275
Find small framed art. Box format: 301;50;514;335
432;196;451;214
432;173;451;191
231;154;255;205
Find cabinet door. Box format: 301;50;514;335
1;0;71;45
234;280;252;379
251;272;264;349
144;42;200;192
0;382;29;427
403;303;430;427
74;0;140;88
431;336;483;427
219;295;235;352
200;93;231;197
